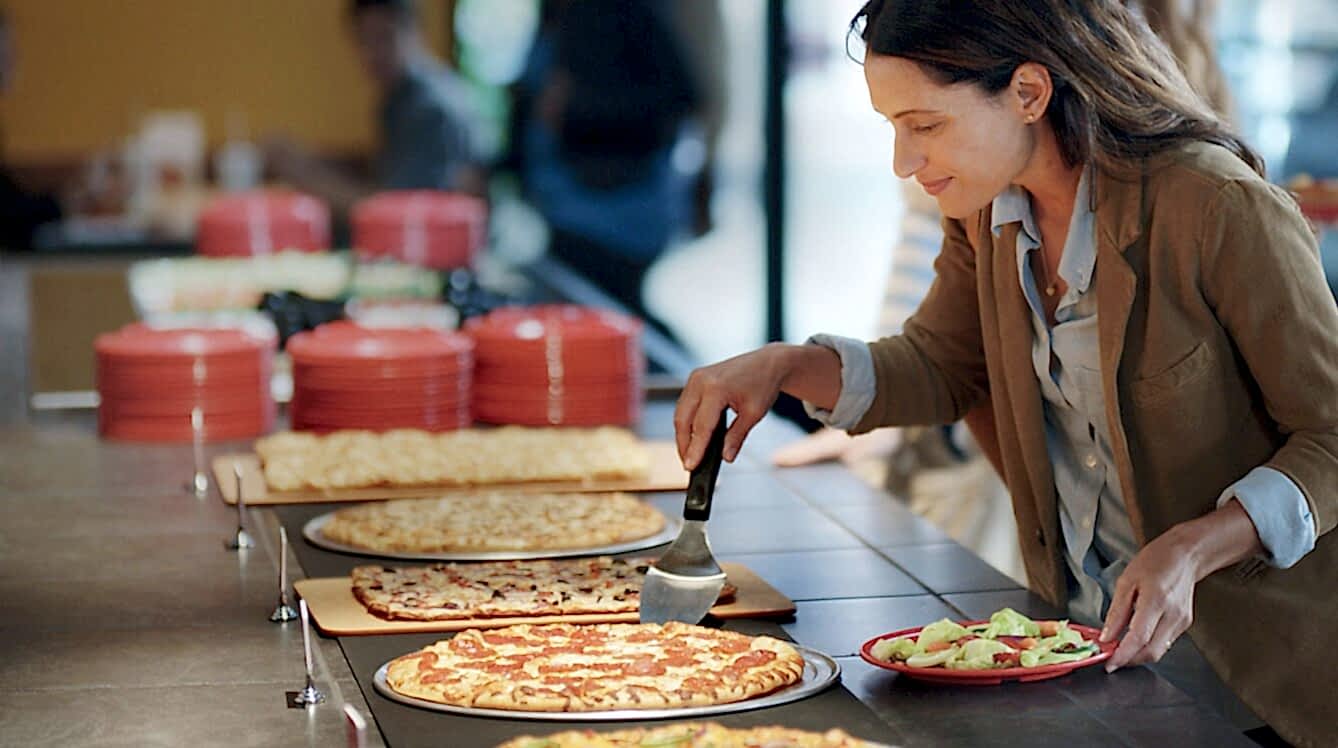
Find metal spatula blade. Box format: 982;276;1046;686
640;411;729;625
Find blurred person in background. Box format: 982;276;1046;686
772;0;1240;591
503;0;706;341
264;0;487;214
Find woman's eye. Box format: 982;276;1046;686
912;122;942;134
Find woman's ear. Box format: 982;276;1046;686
1010;62;1054;123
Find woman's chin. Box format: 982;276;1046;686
936;193;994;221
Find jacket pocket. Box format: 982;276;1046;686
1130;341;1215;407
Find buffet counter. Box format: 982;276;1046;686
0;402;1256;747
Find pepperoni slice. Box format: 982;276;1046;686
416;652;439;672
711;638;751;654
621;658;668;677
663;652;697;668
480;660;525;674
482;633;529;646
731;649;778;669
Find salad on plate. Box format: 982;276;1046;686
868;607;1103;670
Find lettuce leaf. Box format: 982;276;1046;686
982;607;1041;638
916;619;971;648
1036;625;1084;651
945;638;1015;670
1032;644;1099;666
871;636;918;662
905;647;960;668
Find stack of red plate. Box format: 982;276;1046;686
196;190;331;257
464;305;644;426
96;324;276;442
351;190;487;269
287;321;474;432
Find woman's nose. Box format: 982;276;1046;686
892;137;924;179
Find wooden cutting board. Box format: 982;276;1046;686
293;562;795;636
214;441;688;505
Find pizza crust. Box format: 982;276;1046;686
494;722;879;748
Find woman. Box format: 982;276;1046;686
673;2;1336;745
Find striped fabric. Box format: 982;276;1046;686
877;186;944;336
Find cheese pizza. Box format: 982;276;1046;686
256;426;650;492
320;492;666;554
384;622;806;712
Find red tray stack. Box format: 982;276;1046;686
95;324;276;442
196;190;331;257
464;305;644;426
287;321;474;433
351;190;487;269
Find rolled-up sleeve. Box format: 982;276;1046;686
1217;466;1317;568
801;334;877;430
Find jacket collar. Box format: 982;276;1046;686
1092;162;1146;255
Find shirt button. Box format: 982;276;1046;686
1081;516;1093;530
1084;454;1099;470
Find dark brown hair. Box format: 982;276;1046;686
849;0;1264;178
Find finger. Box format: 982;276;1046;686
1107;591;1160;672
1131;615;1184;667
1101;577;1135;643
673;376;702;465
685;394;728;471
724;404;765;463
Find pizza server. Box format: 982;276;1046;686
640;410;729;625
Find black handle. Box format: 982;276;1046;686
684;410;728;521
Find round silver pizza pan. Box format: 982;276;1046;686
370;644;841;721
302;510;680;561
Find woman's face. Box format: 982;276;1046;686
864;53;1034;219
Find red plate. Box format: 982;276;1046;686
858;621;1115;685
97;374;271;398
474;399;639;427
352;190;487;269
472;367;639;387
99;393;272;418
293;366;470;383
289;325;473;364
471;380;638;402
292;387;468;406
290;398;470;418
291;409;471;432
197;189;331;256
96;325;273;360
99;411;273;442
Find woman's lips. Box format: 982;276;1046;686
920;177;952;196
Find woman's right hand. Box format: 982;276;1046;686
674;343;842;470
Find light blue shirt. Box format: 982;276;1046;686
807;172;1317;624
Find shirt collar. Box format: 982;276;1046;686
991;166;1097;296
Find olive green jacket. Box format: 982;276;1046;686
855;142;1338;748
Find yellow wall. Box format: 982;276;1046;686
0;0;450;164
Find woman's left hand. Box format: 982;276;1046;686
1099;524;1201;670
